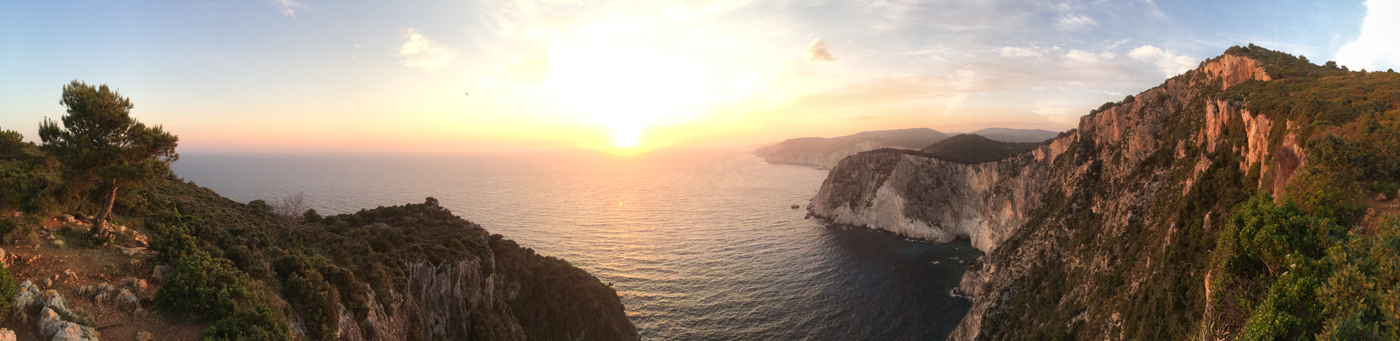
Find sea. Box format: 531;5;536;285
172;148;980;340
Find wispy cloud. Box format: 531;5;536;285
998;46;1060;58
399;29;457;71
1056;14;1098;30
271;0;307;18
1127;45;1198;77
1335;0;1400;71
805;38;836;62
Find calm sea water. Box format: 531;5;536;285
172;149;979;340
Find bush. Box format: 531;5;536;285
0;264;17;318
156;251;256;318
200;304;292;341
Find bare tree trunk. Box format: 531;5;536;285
91;181;118;235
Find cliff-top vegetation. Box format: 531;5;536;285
0;81;636;340
919;134;1042;164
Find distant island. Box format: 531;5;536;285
755;127;1061;169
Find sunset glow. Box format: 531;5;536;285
1;1;1394;154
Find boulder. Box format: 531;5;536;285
50;322;99;341
116;289;138;311
0;328;14;341
42;290;66;312
152;265;171;282
37;308;98;341
13;280;41;321
36;308;65;338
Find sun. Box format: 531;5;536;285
541;43;713;151
609;122;642;149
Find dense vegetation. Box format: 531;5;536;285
919;134;1041;164
0;83;635;340
974;45;1400;340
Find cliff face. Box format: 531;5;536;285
339;241;638;341
809;52;1293;340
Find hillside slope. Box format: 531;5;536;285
0;153;638;340
753;128;947;169
965;128;1060;143
920;134;1043;164
809;45;1400;340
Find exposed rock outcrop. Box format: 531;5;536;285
809;50;1293;340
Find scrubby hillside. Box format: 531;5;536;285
920;134;1042;164
809;44;1400;340
964;128;1059;143
1;125;637;339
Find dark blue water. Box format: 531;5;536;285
172;149;979;340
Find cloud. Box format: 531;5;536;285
271;0;307;18
1056;14;1097;30
1065;49;1110;63
805;38;836;62
399;29;457;71
1128;45;1198;77
998;46;1060;58
1335;0;1400;71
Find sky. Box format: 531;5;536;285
1;0;1397;154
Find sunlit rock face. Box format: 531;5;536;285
810;53;1282;340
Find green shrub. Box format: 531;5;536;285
200;304;292;341
0;264;17;318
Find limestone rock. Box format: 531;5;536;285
42;290;66;312
36;308;66;338
37;307;98;341
50;322;99;341
13;280;41;321
116;289;138;311
0;328;14;341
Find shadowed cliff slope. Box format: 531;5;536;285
920;134;1043;164
809;45;1400;340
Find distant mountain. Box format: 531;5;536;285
963;128;1060;143
753;128;947;169
919;134;1041;164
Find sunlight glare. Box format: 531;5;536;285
543;43;713;150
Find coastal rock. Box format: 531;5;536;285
810;51;1283;340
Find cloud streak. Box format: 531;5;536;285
399;29;457;71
